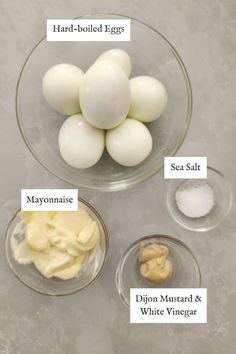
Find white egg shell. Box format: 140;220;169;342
80;61;131;130
42;64;84;115
58;114;105;169
106;118;153;167
128;76;168;122
96;49;132;76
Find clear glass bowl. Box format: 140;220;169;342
116;234;201;307
166;167;232;232
16;14;192;191
5;198;108;296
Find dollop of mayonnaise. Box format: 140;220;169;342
11;209;100;280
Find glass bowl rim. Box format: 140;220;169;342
15;13;193;192
166;166;233;232
116;233;201;307
5;197;109;296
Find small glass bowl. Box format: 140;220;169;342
116;234;201;307
16;13;192;191
5;198;108;296
166;167;232;232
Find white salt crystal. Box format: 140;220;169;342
175;180;215;218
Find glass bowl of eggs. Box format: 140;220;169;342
16;14;192;191
5;198;108;295
116;234;201;307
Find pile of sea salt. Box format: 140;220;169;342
175;180;215;218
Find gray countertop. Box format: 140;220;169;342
0;0;236;353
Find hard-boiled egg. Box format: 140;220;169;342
96;49;132;76
58;114;105;169
106;118;153;167
128;76;167;122
42;64;84;115
80;61;131;129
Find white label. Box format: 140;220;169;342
47;19;130;42
130;288;207;324
21;189;78;211
164;157;207;179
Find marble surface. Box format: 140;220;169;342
0;0;236;353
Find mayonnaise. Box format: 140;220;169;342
11;209;100;280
